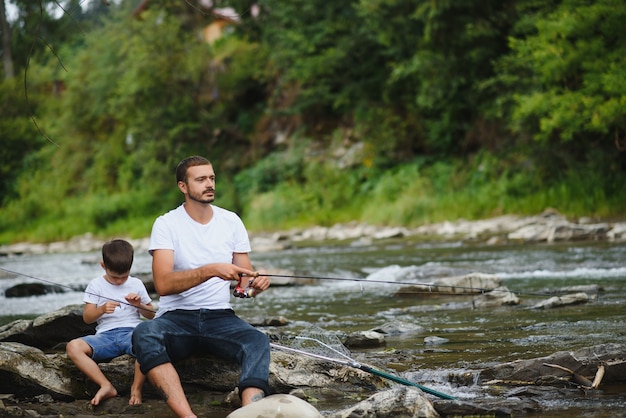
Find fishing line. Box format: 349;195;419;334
243;273;570;298
0;267;156;315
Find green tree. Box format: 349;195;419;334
502;0;626;145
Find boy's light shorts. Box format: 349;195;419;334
81;327;135;363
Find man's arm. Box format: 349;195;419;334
152;249;256;296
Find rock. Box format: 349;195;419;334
395;272;501;296
424;336;449;345
370;321;425;336
326;386;440;418
4;283;67;298
343;331;386;348
552;284;602;295
269;350;387;393
2;213;626;257
479;343;626;386
433;398;517;417
0;342;76;399
226;394;322;418
246;315;290;327
0;305;95;349
472;286;520;307
529;292;589;309
507;213;611;243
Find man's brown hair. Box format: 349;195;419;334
176;156;212;183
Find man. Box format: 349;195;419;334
132;156;271;418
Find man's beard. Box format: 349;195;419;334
188;188;215;204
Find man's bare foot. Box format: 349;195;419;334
241;388;265;406
90;384;118;406
129;390;142;405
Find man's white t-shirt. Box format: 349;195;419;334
149;204;251;316
83;275;152;333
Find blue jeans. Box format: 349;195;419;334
132;309;270;396
82;327;135;363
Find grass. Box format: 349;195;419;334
1;153;625;244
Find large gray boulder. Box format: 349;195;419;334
478;343;626;386
0;304;95;350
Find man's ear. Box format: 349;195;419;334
177;180;187;194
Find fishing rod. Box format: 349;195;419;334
243;272;566;298
270;341;456;400
0;267;157;315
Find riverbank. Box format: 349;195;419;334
1;210;625;257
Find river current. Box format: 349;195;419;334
1;237;625;416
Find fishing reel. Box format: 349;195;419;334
233;278;257;298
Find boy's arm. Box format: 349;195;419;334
83;301;120;324
141;302;156;319
125;293;156;319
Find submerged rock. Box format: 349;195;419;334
529;292;590;309
395;272;502;296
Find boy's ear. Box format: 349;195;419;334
100;261;106;269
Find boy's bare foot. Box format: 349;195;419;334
129;390;142;405
91;384;118;406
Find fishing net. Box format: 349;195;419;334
290;327;353;361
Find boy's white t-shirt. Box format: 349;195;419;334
83;275;152;333
149;204;251;316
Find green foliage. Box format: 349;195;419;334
363;0;517;153
501;0;626;143
0;78;45;202
243;161;374;230
2;0;626;245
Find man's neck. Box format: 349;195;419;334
183;200;214;225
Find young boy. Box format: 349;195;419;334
66;239;155;406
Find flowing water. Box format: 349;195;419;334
1;237;626;416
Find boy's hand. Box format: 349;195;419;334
100;301;121;314
125;293;141;306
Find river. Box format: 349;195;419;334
1;237;626;416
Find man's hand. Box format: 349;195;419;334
249;274;270;292
209;263;255;282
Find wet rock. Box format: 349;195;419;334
424;336;449;345
0;305;95;350
552;284;602;295
343;331;386;348
245;315;289;327
529;292;589;309
472;286;520;307
269;350;387;393
226;394;322;418
326;386;440;418
478;343;626;387
433;399;517;417
370;321;425;336
4;283;67;298
395;272;501;296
